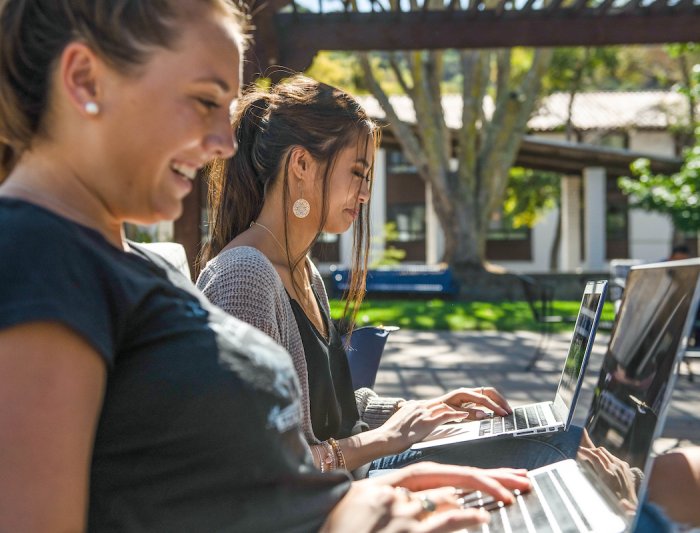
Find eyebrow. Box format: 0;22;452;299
355;158;371;168
194;77;232;94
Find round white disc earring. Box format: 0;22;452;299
84;101;100;116
292;184;310;218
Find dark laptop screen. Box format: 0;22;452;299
583;260;700;470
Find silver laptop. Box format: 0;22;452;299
412;280;608;450
462;259;700;532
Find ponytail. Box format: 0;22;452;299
200;95;272;266
201;75;380;333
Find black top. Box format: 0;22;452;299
0;198;351;532
288;290;365;441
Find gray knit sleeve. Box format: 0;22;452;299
354;388;404;430
196;248;286;346
197;247;318;445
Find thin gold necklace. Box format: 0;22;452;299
250;221;286;257
250;220;312;292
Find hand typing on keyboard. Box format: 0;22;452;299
324;463;531;533
427;386;513;421
381;386;514;454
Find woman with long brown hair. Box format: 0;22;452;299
196;76;592;477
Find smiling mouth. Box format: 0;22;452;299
170;161;198;180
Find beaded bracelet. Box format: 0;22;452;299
327;437;347;470
310;444;321;470
321;441;337;472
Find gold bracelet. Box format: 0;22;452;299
328;437;347;470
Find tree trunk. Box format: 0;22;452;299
358;44;552;273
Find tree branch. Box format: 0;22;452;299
411;52;450;182
389;52;415;98
458;51;488;189
482;48;553;213
427;50;450;165
357;53;429;175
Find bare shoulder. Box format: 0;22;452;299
0;321;106;398
0;321;106;531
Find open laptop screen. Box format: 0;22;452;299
577;259;700;530
583;260;700;469
555;280;608;416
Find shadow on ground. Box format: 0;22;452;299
373;330;700;449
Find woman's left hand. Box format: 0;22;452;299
320;462;531;533
425;387;512;419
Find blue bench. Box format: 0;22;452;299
330;265;459;298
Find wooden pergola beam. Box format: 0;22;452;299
274;9;700;53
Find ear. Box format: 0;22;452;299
59;42;104;118
288;146;316;185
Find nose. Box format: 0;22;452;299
204;113;237;159
357;177;371;204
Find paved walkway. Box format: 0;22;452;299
373;329;700;450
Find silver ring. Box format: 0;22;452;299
395;487;412;502
419;495;436;513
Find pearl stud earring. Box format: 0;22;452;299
84;101;100;116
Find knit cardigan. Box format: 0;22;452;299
196;246;402;445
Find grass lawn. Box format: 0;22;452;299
329;299;616;332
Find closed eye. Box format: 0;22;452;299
195;97;221;110
353;170;371;183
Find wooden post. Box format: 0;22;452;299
173;177;203;281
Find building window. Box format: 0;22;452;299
386;158;426;262
585;131;628;150
311;232;340;263
487;210;530;241
387;205;426;242
387;150;416;173
486;210;532;260
606;176;629;259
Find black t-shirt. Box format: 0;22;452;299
0;199;351;532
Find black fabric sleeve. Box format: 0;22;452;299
0;212;118;366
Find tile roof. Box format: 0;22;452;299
355;91;693;132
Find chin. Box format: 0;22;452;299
142;200;183;225
331;225;353;235
159;205;184;222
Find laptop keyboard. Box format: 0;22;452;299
479;404;555;436
462;469;587;533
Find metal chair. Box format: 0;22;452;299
342;326;399;390
518;275;562;370
136;241;191;279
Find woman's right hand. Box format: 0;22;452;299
380;399;473;454
321;462;531;533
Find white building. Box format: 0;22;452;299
313;91;695;273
